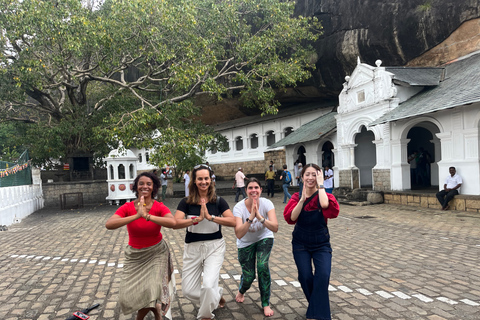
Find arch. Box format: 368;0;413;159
266;130;276;146
129;164;135;179
398;116;444;140
138;153;142;163
249;133;259;149
354;126;376;188
109;165;114;180
235;136;244;151
319;140;335;168
405;120;441;189
283;126;294;138
118;164;126;180
346;117;381;144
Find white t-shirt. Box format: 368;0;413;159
324;169;334;189
233;198;274;248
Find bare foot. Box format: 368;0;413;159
218;296;226;308
235;291;245;303
264;306;274;317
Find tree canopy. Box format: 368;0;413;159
0;0;320;167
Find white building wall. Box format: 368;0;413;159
207;108;330;165
0;168;44;226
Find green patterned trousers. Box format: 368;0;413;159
237;237;274;307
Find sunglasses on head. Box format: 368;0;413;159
194;164;210;170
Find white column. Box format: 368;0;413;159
390;138;410;190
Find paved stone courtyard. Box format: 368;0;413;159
1;194;479;319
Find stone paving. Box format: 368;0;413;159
1;193;480;320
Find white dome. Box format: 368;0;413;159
106;148;137;159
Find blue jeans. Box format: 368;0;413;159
325;188;333;194
282;184;291;203
293;242;332;320
235;187;246;202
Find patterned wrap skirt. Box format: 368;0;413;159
119;239;175;318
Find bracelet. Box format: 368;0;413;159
191;217;198;225
260;218;265;224
246;218;253;223
146;214;151;221
210;216;215;222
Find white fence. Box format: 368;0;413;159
0;168;44;227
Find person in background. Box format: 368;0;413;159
294;160;300;186
160;169;168;201
233;167;248;202
184;170;191;197
233;178;278;317
284;163;340;320
296;163;303;197
323;166;334;194
265;165;276;198
269;160;276;173
279;164;292;203
436;166;462;211
211;170;216;188
173;164;236;320
105;172;177;320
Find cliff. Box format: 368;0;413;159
294;0;480;97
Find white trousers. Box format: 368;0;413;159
182;238;225;319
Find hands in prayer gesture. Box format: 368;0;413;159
136;196;149;220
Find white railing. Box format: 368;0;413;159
0;169;44;227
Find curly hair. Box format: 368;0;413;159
132;171;160;198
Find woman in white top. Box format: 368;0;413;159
233;178;278;317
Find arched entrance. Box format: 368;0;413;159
296;145;306;166
321;141;334;168
354;126;376;188
406;122;440;189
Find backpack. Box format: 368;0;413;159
285;171;292;184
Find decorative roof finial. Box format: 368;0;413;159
375;60;382;67
357;56;361;65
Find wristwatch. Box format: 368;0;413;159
210;216;215;222
318;184;324;189
246;218;253;223
260;218;265;224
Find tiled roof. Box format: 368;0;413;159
268;111;337;148
385;67;444;86
371;51;480;126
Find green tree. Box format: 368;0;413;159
0;0;320;167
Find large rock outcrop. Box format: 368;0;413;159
294;0;480;98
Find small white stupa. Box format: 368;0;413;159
104;146;138;205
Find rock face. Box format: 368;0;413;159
294;0;480;98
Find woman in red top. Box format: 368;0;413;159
106;172;176;320
283;164;339;320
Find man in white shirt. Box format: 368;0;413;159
436;167;462;210
184;169;191;197
233;168;247;202
323;166;334;194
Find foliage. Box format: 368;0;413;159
0;0;321;167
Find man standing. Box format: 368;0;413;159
233;167;247;202
279;164;292;203
265;165;276;197
436;167;462;210
184;169;191;197
323;165;334;194
160;169;168;201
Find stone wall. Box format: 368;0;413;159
373;169;391;191
43;181;108;207
383;192;480;213
339;170;352;188
211;149;286;180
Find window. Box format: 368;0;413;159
250;134;258;149
118;164;126;179
357;90;365;103
109;165;114;180
284;127;294;137
138;153;142;163
145;152;149;162
235;136;243;151
266;131;275;146
129;164;135;179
